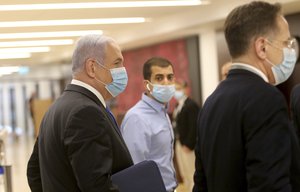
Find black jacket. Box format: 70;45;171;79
193;69;300;192
291;84;300;142
175;97;200;150
27;84;133;192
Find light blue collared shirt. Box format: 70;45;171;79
121;94;177;191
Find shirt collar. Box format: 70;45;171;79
142;93;167;113
71;79;106;108
178;95;187;105
230;63;269;83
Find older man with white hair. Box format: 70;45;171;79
27;34;133;192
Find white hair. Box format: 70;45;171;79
71;34;115;75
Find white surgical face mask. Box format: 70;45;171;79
266;47;297;85
94;61;128;97
147;82;175;103
174;90;185;101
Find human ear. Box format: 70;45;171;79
85;59;96;78
143;80;151;92
255;37;267;60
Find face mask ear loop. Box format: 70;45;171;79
146;81;152;94
265;58;276;67
94;76;107;86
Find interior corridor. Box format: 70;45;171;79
3;133;188;192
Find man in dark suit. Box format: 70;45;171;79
173;81;199;192
27;34;133;192
193;1;300;192
291;84;300;142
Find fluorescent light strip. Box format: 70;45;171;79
0;39;74;47
0;1;207;11
0;53;31;59
0;66;20;76
0;18;145;28
0;47;50;53
0;30;103;39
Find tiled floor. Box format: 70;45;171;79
4;134;34;192
3;133;188;192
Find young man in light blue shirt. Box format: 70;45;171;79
121;57;177;192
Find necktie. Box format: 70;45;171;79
105;107;119;128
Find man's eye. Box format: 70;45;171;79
156;77;163;81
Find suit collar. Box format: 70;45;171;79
71;79;106;108
65;84;105;108
231;63;269;83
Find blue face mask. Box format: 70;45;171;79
174;90;185;101
94;62;128;97
147;82;175;103
267;48;297;85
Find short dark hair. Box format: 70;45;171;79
143;57;173;80
176;80;188;88
224;1;282;58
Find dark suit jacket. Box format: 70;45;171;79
193;69;300;192
291;84;300;142
27;84;133;192
175;97;200;150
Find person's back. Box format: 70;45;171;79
291;84;300;141
193;1;300;191
196;69;291;191
38;89;91;191
39;87;132;191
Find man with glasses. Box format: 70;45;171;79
193;1;300;192
27;34;133;192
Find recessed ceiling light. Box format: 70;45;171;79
0;39;74;47
0;53;31;59
0;47;50;53
0;30;103;39
0;18;146;28
0;1;209;11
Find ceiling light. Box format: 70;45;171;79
0;39;74;47
0;47;50;53
0;66;20;76
0;18;146;28
0;1;208;11
0;30;103;39
0;66;30;76
0;53;31;59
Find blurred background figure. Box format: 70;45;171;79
172;81;200;192
28;92;37;127
221;62;232;80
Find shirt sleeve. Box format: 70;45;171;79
121;113;151;164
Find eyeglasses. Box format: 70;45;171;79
267;37;297;49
